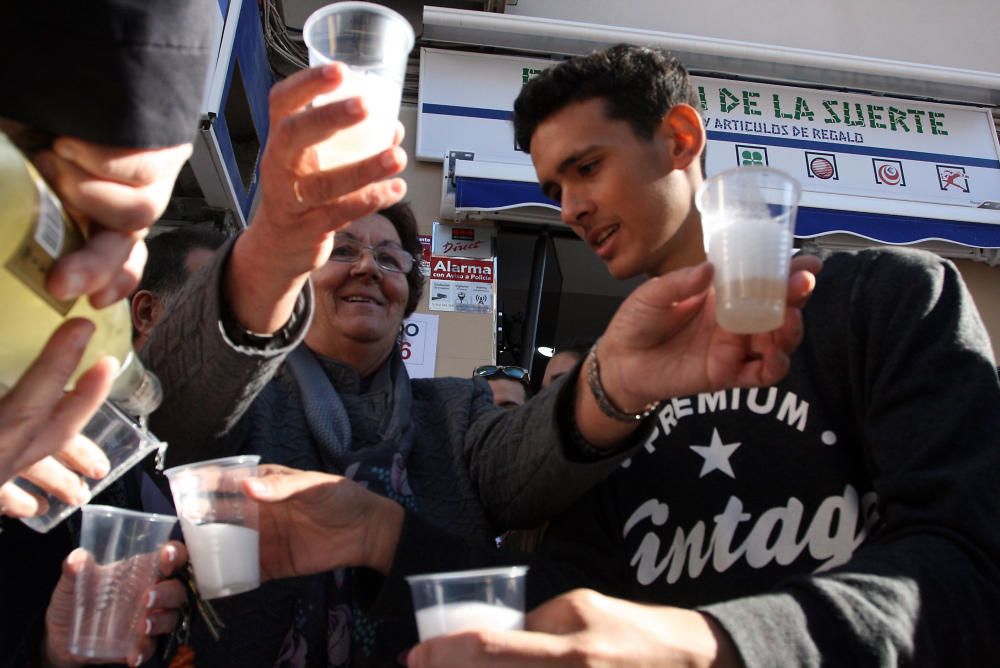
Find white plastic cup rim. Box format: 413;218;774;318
81;504;177;526
162;454;261;481
406;565;529;585
695;165;802;214
302;1;415;61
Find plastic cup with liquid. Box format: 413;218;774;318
16;400;164;534
164;455;261;600
406;566;529;640
302;2;415;170
696;166;801;334
68;505;177;660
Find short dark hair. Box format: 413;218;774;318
378;201;425;317
138;226;228;298
513;44;701;156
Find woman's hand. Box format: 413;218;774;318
227;64;408;334
42;541;189;668
244;464;405;579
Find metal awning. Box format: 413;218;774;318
442;158;1000;262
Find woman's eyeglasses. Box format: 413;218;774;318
329;238;416;274
473;365;531;387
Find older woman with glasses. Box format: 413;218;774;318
141;65;814;665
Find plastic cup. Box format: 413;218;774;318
164;455;261;600
696;166;801;334
17;400;165;533
406;566;529;640
302;1;415;170
68;505;177;660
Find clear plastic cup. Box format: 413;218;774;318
696;166;801;334
16;400;165;533
164;455;260;600
68;505;177;660
302;1;415;170
406;566;529;640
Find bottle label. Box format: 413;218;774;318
5;172;85;315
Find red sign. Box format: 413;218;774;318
430;256;494;284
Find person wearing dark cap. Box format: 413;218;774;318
0;2;215;666
0;0;215;519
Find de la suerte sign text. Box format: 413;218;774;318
418;48;1000;211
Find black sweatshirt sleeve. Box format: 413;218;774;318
704;249;1000;666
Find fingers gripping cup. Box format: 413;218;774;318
68;506;177;660
303;2;415;170
406;566;529;640
164;455;261;600
696;166;801;334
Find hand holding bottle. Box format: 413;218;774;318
0;320;112;518
29;135;193;308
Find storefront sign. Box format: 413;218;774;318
418;48;1000;211
431;221;493;258
428;255;494;313
401;312;438;378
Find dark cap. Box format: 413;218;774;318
0;0;216;148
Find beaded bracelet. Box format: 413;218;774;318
586;340;661;422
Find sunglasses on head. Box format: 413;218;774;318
474;365;531;387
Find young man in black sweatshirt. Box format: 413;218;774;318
409;44;1000;668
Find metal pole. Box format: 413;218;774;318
519;232;549;374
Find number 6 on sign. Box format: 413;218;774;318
401;314;439;379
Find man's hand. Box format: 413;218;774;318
0;319;112;518
31;138;193;307
244;464;405;579
407;589;740;668
576;255;821;447
43;541;190;668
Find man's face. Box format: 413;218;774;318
530;98;701;279
542;351;581;389
487;377;528;409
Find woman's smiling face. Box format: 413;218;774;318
307;214;410;361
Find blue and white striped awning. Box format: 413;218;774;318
451;171;1000;248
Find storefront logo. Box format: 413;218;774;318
872;159;905;186
805;152;838;180
736;145;768;166
936;165;970;193
521;67;543;86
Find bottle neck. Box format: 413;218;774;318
108;352;162;416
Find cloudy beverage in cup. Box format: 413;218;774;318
414;600;524;639
179;519;260;599
165;455;261;600
696;166;801;334
303;2;415;170
705;213;793;333
407;566;528;640
311;65;403;170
